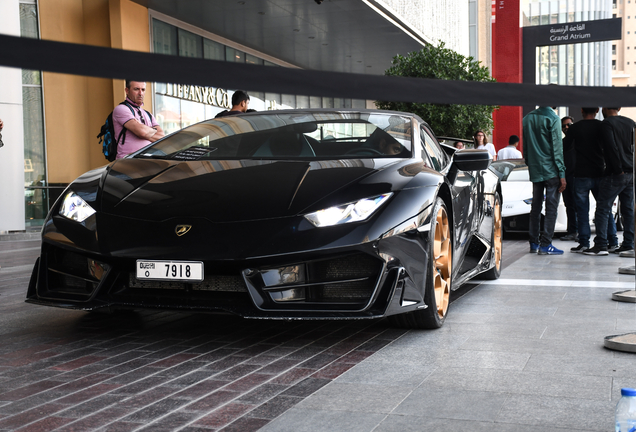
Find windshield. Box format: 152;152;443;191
490;161;529;182
133;111;413;161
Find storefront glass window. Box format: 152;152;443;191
296;95;310;109
151;19;367;129
153;19;178;55
178;28;202;58
155;93;182;135
20;2;47;227
246;54;263;65
226;47;245;63
204;39;225;60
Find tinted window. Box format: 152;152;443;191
133;111;413;161
420;127;447;171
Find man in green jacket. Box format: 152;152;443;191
522;106;567;255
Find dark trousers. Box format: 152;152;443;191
594;173;634;249
529;177;561;247
573;177;617;248
562;176;577;234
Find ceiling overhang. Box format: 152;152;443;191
131;0;427;74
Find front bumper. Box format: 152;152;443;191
26;240;408;319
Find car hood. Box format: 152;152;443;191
100;158;400;223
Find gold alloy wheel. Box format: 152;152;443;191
433;206;452;319
493;198;502;272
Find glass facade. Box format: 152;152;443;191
20;1;47;226
526;0;612;88
151;18;366;133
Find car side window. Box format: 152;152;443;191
420;127;447;171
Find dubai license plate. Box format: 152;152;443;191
136;260;204;281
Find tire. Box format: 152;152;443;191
481;192;502;280
388;197;452;329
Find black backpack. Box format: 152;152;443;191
97;101;150;161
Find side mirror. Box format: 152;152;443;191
453;149;491;171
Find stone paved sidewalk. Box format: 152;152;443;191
0;239;409;431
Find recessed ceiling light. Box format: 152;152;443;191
293;29;300;32
258;11;265;15
322;43;328;46
238;1;245;4
308;36;315;39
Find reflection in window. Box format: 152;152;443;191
153;19;178;55
20;3;47;226
150;20;369;127
178;29;202;58
204;39;225;61
155;93;181;136
226;47;245;63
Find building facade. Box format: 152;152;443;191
524;0;613;121
611;0;636;119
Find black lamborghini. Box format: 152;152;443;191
27;109;502;329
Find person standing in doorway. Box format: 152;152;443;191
522;106;567;255
113;80;164;159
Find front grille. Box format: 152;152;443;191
310;254;379;282
247;253;383;309
128;274;247;292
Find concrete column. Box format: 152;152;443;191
0;0;26;233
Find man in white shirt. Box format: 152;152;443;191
497;135;523;160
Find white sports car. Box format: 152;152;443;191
490;159;617;233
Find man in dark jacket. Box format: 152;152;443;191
522;106;567;255
560;116;577;242
585;108;635;255
215;91;250;118
563;108;618;253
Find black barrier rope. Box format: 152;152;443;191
2;34;635;107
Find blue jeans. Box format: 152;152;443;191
529;177;560;247
573;177;597;247
594;173;634;249
574;177;618;248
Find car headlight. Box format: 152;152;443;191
59;191;96;222
304;193;393;227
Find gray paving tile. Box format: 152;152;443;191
332;358;434;387
523;352;635;378
422;367;611;401
258;408;387;432
363;347;530;371
458;335;606;357
295;382;411;413
497;394;615;431
392;386;508;421
375;415;580;432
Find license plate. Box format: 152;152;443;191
136;260;204;281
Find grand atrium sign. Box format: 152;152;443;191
527;18;622;46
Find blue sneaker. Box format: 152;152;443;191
538;244;564;255
529;242;539;253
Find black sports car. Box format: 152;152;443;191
27;109;502;329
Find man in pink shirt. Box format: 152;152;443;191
113;80;165;159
